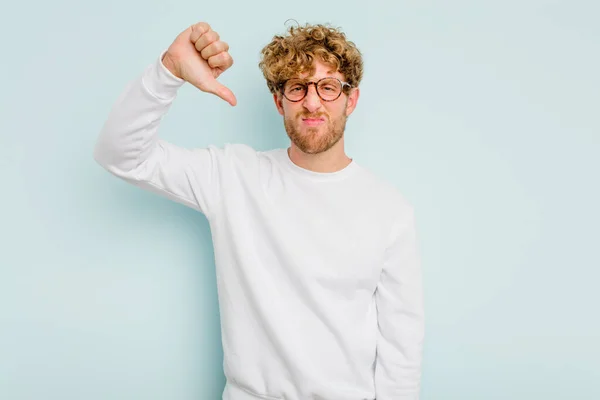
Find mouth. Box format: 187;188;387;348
301;117;326;127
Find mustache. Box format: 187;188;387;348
298;113;328;119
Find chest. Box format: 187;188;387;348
240;180;391;294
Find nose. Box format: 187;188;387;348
302;84;322;113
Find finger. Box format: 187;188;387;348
189;22;211;43
201;40;229;60
194;30;220;54
207;52;234;70
205;81;237;106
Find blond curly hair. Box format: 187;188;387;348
259;22;363;95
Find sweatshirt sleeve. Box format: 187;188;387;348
375;206;425;399
93;51;222;217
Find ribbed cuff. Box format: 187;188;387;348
141;50;185;100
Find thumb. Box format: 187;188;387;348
205;80;237;106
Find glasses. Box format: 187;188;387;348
280;77;352;102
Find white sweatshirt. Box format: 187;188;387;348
93;52;425;400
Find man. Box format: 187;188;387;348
94;21;424;400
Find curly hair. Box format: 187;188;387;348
259;22;363;95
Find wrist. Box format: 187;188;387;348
161;52;182;79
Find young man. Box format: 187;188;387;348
94;21;424;400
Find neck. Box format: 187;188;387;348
287;140;353;173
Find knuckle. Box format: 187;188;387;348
197;22;210;31
192;22;203;33
200;46;211;59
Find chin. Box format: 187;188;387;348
297;139;335;155
300;146;322;155
285;116;343;155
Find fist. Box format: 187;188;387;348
162;22;236;106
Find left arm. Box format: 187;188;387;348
375;207;425;399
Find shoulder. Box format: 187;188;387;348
354;163;415;214
217;143;259;157
208;144;285;182
217;143;282;163
205;143;266;168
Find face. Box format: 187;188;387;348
273;61;360;155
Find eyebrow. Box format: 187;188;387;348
290;76;339;82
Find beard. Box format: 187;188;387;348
284;110;348;155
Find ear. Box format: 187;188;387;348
273;93;284;116
345;87;360;117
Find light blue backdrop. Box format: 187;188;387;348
1;1;598;399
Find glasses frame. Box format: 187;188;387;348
279;77;353;102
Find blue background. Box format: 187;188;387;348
1;1;598;399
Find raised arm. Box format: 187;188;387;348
93;22;235;216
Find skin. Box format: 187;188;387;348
163;22;359;173
273;64;360;173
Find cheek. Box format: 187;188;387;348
283;104;302;118
326;103;346;119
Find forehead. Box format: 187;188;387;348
293;60;344;81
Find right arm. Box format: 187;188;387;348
93;22;236;216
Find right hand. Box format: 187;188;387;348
162;22;236;106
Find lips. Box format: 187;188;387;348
301;116;326;126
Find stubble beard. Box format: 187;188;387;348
284;111;348;155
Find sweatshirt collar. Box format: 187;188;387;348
279;148;359;182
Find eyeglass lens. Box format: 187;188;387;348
283;79;343;101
